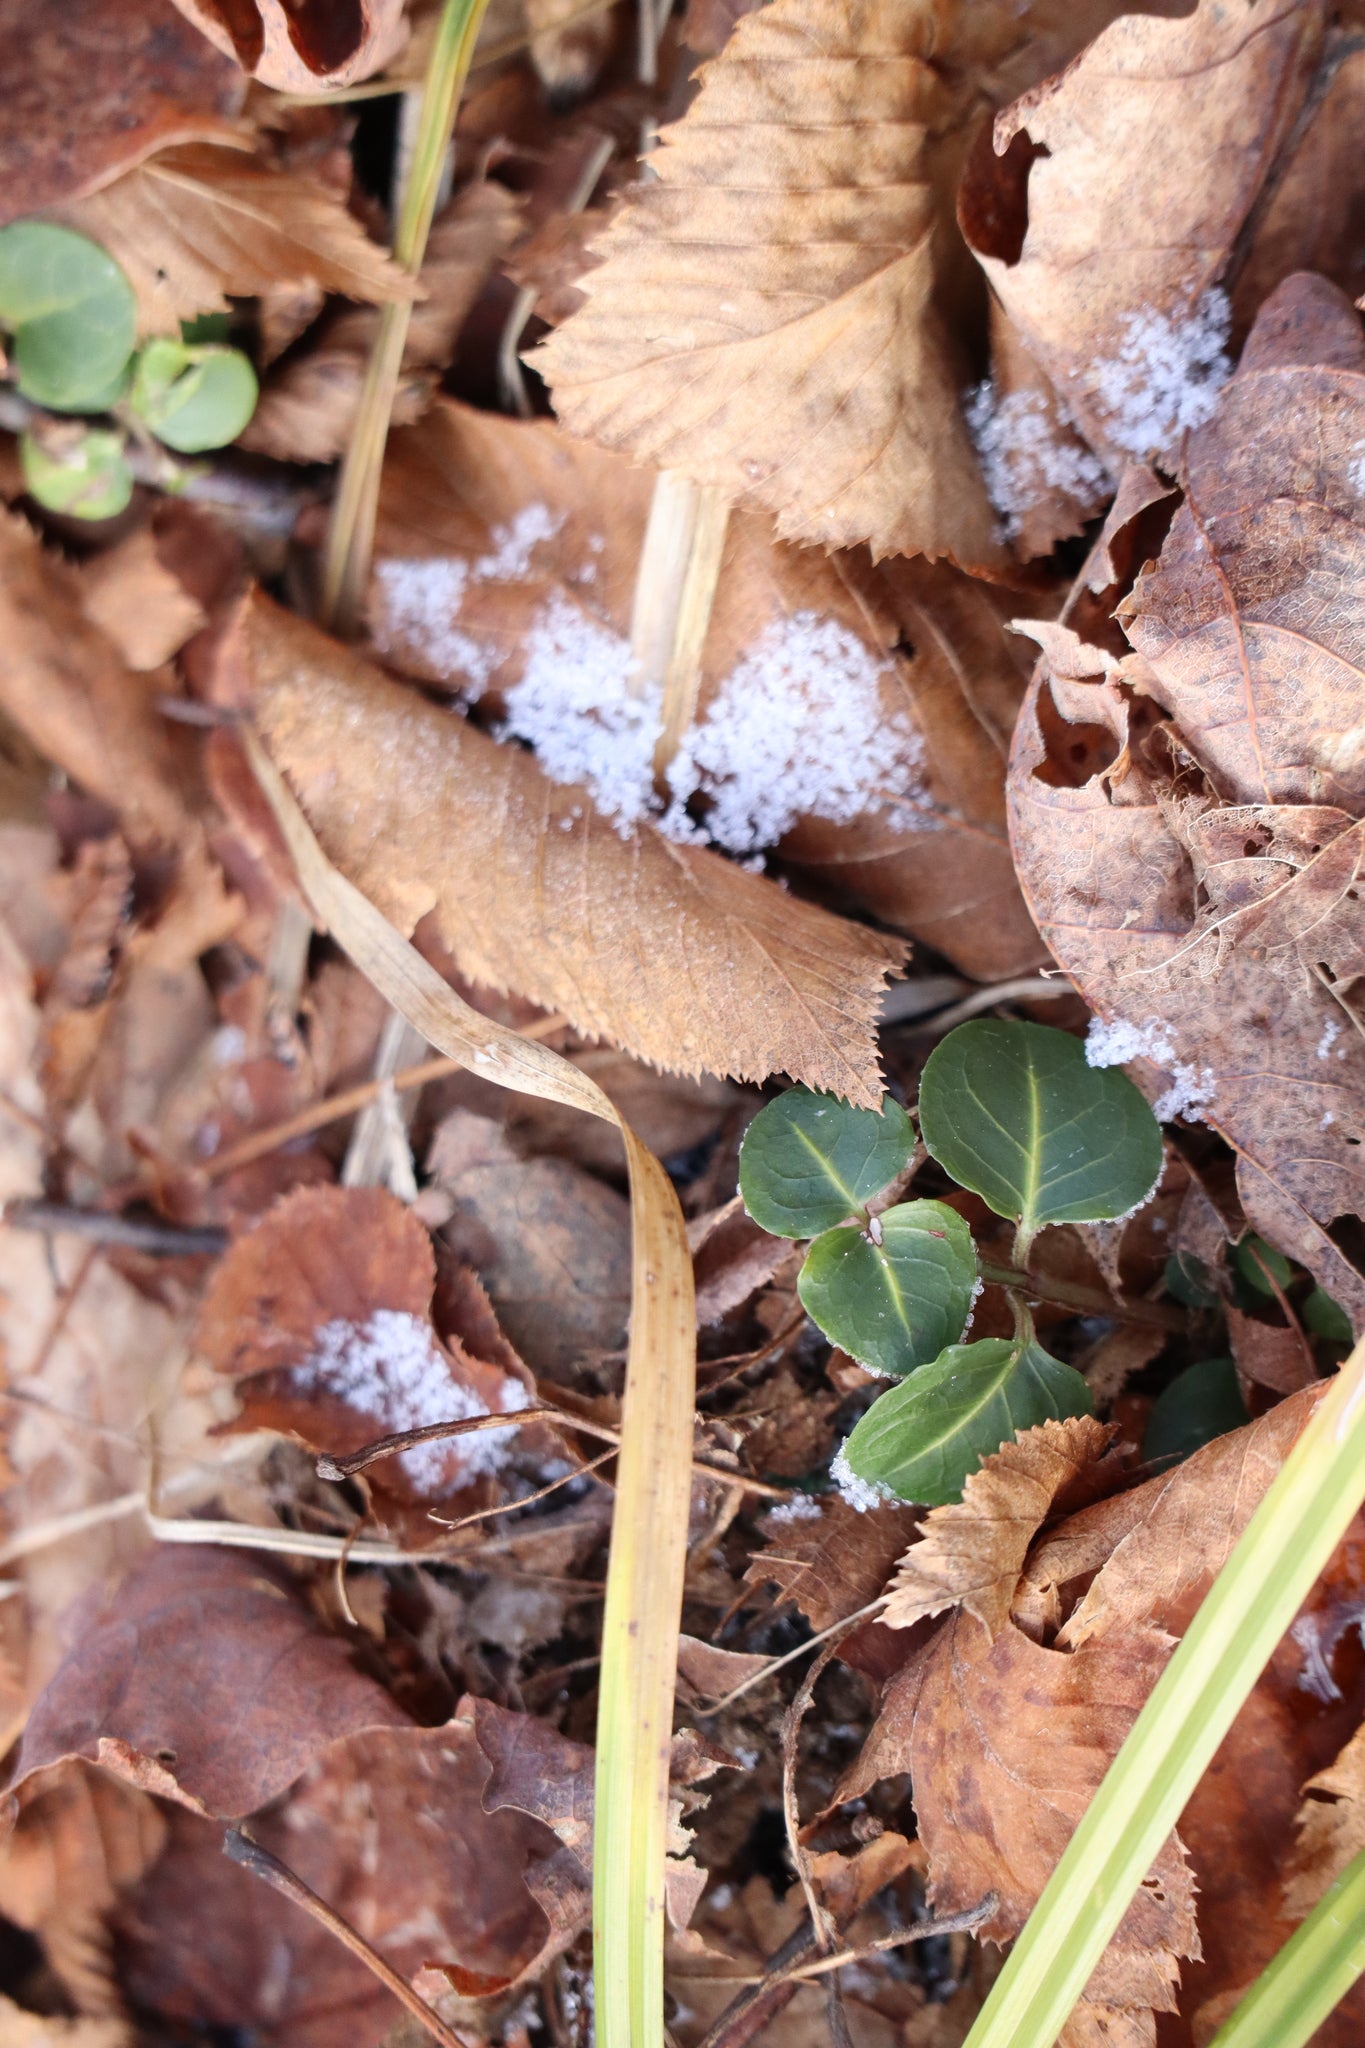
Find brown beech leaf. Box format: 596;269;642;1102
75;530;207;674
883;1416;1118;1638
966;0;1320;468
535;0;1011;565
219;587;904;1104
1007;276;1365;1324
196;1184;540;1504
1235;42;1365;321
55;143;416;334
743;1494;922;1632
0;0;244;223
167;0;407;91
1284;1715;1365;1916
369;400;1041;979
11;1547;406;1820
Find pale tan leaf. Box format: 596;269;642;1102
1283;1716;1365;1918
966;0;1320;466
217;588;903;1101
166;0;408;91
743;1494;921;1631
55;142;416;333
883;1416;1117;1638
75;530;206;673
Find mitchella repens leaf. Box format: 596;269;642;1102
129;337;258;452
919;1020;1162;1245
739;1085;914;1238
841;1336;1092;1507
20;426;133;520
797;1198;977;1377
0;220;137;411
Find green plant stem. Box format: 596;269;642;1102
960;1332;1365;2048
976;1260;1183;1331
320;0;492;635
1208;1846;1365;2048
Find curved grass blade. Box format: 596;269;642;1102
1207;1844;1365;2048
244;725;694;2048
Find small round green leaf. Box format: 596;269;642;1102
1142;1358;1246;1468
20;427;133;520
0;222;136;411
797;1199;977;1376
919;1019;1162;1239
129;338;258;452
1304;1286;1354;1346
739;1086;914;1238
837;1336;1092;1506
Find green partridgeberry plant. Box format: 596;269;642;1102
0;221;258;520
738;1018;1164;1505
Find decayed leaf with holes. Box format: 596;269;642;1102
963;0;1320;468
216;587;904;1103
167;0;407;91
0;0;244;224
369;400;1042;979
196;1183;548;1506
54;143;415;333
883;1416;1118;1637
1007;276;1365;1326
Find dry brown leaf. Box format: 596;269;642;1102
689;1194;798;1327
883;1416;1118;1638
525;0;618;95
743;1493;921;1632
1227;1304;1317;1395
1235;40;1365;322
167;0;408;91
0;2005;128;2048
216;587;904;1103
1008;275;1365;1325
55;142;416;334
75;531;207;674
1284;1714;1365;1915
369;400;1042;980
196;1182;545;1504
0;0;244;223
966;0;1321;467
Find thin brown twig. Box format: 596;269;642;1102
4;1199;227;1257
223;1830;476;2048
769;1897;998;1987
428;1446;616;1529
693;1595;890;1717
782;1632;846;1950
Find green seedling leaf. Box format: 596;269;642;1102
1142;1357;1246;1469
1235;1233;1294;1300
129;338;258;453
838;1336;1091;1507
180;313;233;346
1164;1251;1221;1309
20;427;132;521
919;1020;1162;1245
0;221;136;411
797;1199;977;1377
739;1086;914;1238
1304;1286;1354;1345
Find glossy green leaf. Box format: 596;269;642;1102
1142;1358;1246;1469
1164;1251;1220;1309
739;1086;914;1238
20;428;132;520
797;1199;977;1377
1305;1286;1354;1345
839;1336;1092;1506
129;338;258;453
0;222;136;411
1235;1234;1294;1300
919;1020;1163;1244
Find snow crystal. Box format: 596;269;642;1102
473;504;562;583
962;1272;985;1335
765;1492;824;1525
293;1309;529;1491
1322;1110;1337;1129
830;1442;895;1513
1089;291;1231;462
965;384;1111;539
666;612;931;855
1084;1013;1216;1124
1349;441;1365;496
1319;1017;1342;1059
500;593;662;832
372;557;494;687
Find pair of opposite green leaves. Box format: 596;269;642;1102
738;1019;1164;1505
0;222;258;519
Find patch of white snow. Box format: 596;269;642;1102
1084;1012;1216;1124
1088;290;1231;462
830;1442;895;1513
965;384;1111;539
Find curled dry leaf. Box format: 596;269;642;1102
1008;275;1365;1326
369;399;1042;979
883;1415;1119;1637
965;0;1320;467
167;0;407;91
743;1493;921;1632
55;143;417;334
0;0;244;224
218;587;904;1103
196;1183;542;1504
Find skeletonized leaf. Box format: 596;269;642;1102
798;1200;978;1378
55;143;416;333
737;1086;914;1237
964;0;1320;466
218;589;903;1102
919;1020;1163;1237
840;1337;1092;1507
